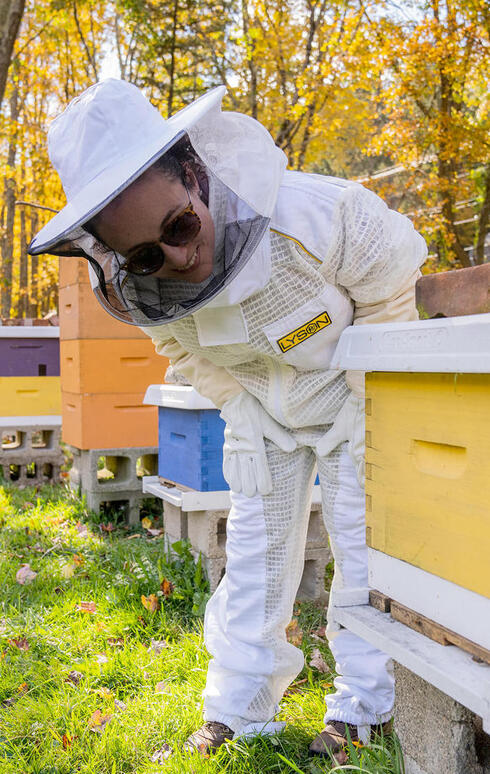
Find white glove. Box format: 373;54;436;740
220;392;297;497
316;393;365;487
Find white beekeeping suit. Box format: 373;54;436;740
29;79;427;743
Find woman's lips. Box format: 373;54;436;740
174;244;200;273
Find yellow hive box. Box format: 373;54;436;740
60;339;168;394
62;391;158;449
0;376;61;416
365;371;490;599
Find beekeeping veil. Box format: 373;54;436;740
28;79;287;326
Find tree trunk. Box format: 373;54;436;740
475;164;490;264
16;189;28;317
0;0;25;110
29;211;39;318
1;85;19;318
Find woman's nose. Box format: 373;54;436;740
160;242;192;268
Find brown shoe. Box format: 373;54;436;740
183;721;234;755
309;719;393;757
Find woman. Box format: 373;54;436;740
29;78;427;757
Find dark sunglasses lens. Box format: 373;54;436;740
162;210;201;246
126;244;165;275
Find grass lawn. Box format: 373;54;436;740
0;482;405;774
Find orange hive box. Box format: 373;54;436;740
59;283;149;340
59;257;90;289
62;391;158;449
60;339;168;394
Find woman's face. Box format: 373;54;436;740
94;167;215;283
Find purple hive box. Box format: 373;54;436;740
0;326;60;376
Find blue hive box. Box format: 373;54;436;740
144;384;228;491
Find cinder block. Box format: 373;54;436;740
60;339;168;394
163;501;188;544
83;489;162;526
394;662;488;774
69;446;158;494
296;547;331;603
306;503;329;549
416;265;490;319
62;391;158;449
187;508;228;558
59;283;148;340
1;420;63;487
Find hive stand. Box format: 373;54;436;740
0;417;63;487
69;445;161;524
143;478;332;602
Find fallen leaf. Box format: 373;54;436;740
309;648;330;673
61;564;75;579
107;637;124;648
137;616;147;627
141;517;152;530
88;709;112;733
95;654;108;664
313;626;326;639
334;750;348;765
75;522;88;536
126;533;142;540
76;601;96;614
95;686;112;699
160;579;174;598
65;670;83;685
114;698;127;712
148;639;168;654
16;564;37;585
22;502;35;510
150;743;173;763
147;528;164;537
17;682;28;693
100;522;115;533
72;554;84;566
8;637;29;651
141;594;160;613
321;681;333;688
284;677;308;696
62;732;78;749
155;681;170;693
285;619;303;647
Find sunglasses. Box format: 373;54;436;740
119;180;202;276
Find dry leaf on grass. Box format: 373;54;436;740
100;522;115;533
16;564;37;585
17;682;28;693
141;594;160;613
284;677;308;697
75;522;89;536
61;564;75;579
107;637;124;648
95;687;113;699
76;601;96;614
309;648;330;673
72;554;84;566
160;579;174;598
148;639;168;654
65;670;83;685
147;528;164;537
155;681;171;694
88;709;112;733
62;732;77;749
285;619;303;647
95;654;108;665
114;698;127;712
150;743;173;763
8;637;29;651
141;517;152;530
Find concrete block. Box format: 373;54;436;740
416;265;490;319
306;503;330;549
187;508;228;558
163;501;188;544
296;546;331;603
394;661;489;774
82;488;162;526
1;419;63;486
69;446;158;494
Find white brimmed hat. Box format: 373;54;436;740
29;78;226;255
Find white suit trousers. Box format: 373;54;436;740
202;433;394;736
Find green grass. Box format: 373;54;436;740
0;482;405;773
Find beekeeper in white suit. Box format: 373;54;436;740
29;79;427;758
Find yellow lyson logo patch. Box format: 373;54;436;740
277;311;332;353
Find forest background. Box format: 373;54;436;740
0;0;489;319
